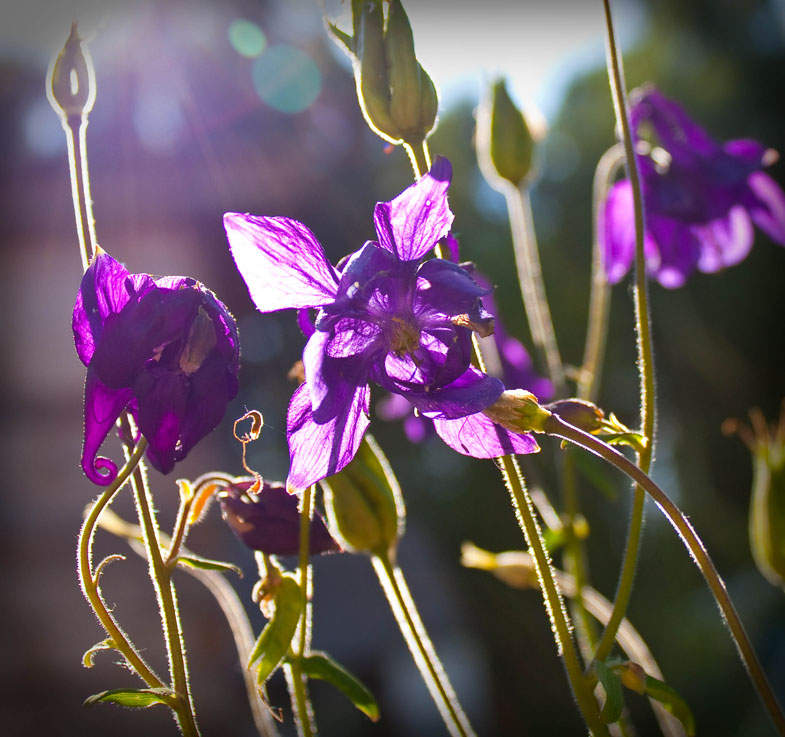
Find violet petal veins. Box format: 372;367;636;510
73;250;240;485
226;157;538;488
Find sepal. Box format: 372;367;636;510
83;687;176;709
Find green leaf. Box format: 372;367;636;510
602;431;648;455
248;575;304;684
298;651;380;721
175;554;242;577
595;660;624;724
83;687;175;709
82;638;115;668
644;675;696;736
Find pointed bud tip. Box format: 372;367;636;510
47;22;96;119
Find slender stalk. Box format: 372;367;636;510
287;485;315;737
77;438;164;688
130;458;201;737
578;143;625;403
63;116;97;269
372;553;476;737
403;138;432;179
496;455;610;737
594;0;656;666
165;491;192;568
505;185;567;396
546;414;785;736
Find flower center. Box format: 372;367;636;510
388;316;420;357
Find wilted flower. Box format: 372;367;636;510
73;249;240;485
225;157;537;488
601;86;785;288
219;479;340;556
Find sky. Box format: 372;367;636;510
0;0;646;122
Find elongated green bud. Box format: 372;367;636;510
47;23;96;120
320;435;404;557
329;0;438;146
477;78;536;188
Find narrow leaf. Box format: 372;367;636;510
299;651;379;721
176;554;242;576
595;660;624;724
644;675;696;736
247;575;304;685
83;687;174;709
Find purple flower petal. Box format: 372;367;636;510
73;251;155;365
600;180;637;284
647;216;700;288
403;367;504;419
225;213;339;312
373;156;454;262
220;479;340;556
287;382;371;489
415;258;490;316
694;206;754;273
433;412;539;458
744;171;785;245
81;367;134;485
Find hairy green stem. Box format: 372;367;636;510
578;143;625;402
505;185;566;395
546;415;785;736
594;0;656;666
77;439;164;688
288;485;315;737
372;553;476;737
403;138;432;179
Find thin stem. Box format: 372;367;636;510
403;138;432;179
595;0;656;666
372;553;476;737
77;438;164;688
505;185;567;395
288;485;315;737
130;456;200;737
546;414;785;737
63;116;96;269
578;143;625;403
496;455;610;737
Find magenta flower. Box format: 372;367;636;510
601;86;785;288
225;158;537;488
219;479;340;556
73;250;240;485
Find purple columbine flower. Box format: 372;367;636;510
601;86;785;288
219;479;340;556
378;259;552;448
73;249;240;485
224;158;537;489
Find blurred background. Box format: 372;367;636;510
1;0;784;735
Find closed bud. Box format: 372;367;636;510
727;406;785;588
545;399;605;433
320;435;404;557
47;23;96;120
483;389;552;435
477;78;537;188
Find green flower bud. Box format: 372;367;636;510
320;435;404;557
728;407;785;588
483;389;552;436
545;399;606;433
47;23;96;120
330;0;438;146
477;78;537;188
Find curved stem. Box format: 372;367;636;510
372;553;476;737
505;185;567;396
77;438;164;688
546;414;785;737
578;143;625;403
595;0;656;666
288;485;315;737
403;138;432;179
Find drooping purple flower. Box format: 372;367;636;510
219;479;340;556
73;249;240;485
225;158;538;488
601;86;785;288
